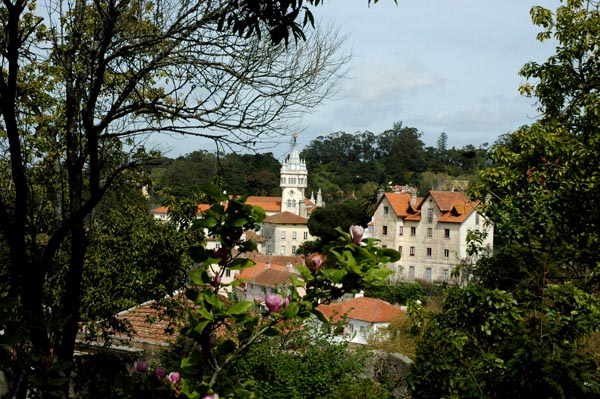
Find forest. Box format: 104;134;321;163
147;123;488;206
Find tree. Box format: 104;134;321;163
307;198;372;246
376;121;427;185
0;0;348;396
409;2;600;397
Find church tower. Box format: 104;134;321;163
280;134;308;216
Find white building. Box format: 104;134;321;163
371;189;493;283
317;296;404;345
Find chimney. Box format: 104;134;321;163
410;191;417;206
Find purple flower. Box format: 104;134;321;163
306;253;325;273
134;360;149;373
166;371;180;384
155;366;166;380
214;274;222;286
349;225;364;244
265;294;285;313
283;295;290;308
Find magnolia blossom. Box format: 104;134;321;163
166;371;181;384
264;294;288;313
201;394;219;399
155;366;166;380
306;252;325;273
349;225;364;244
134;360;149;373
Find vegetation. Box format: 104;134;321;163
0;0;348;396
408;1;600;398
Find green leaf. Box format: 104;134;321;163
228;301;253;315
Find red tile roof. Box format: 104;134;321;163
253;268;298;287
263;211;308;224
424;191;479;223
318;297;403;323
237;261;288;280
113;300;180;346
246;196;282;213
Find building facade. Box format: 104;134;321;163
371;189;493;283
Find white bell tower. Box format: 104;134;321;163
280;134;308;216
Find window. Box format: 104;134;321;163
409;266;415;279
292;231;297;240
292;200;296;208
280;246;285;255
382;225;388;235
292;245;297;254
382;244;387;249
410;246;415;256
303;232;308;240
427;227;433;237
411;227;416;236
427;208;433;223
281;231;286;239
425;267;432;281
287;199;292;208
476;213;480;225
442;269;449;281
398;246;402;255
426;247;432;258
383;206;389;215
444;249;450;258
398;226;403;236
267;244;272;254
444;228;450;239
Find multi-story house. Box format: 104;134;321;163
371;189;493;283
260;212;314;256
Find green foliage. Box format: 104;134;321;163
307;198;372;245
155;192;397;398
364;282;425;305
409;284;600;399
232;329;373;399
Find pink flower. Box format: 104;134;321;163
134;360;149;373
283;295;290;308
155;366;166;380
306;253;325;273
214;274;222;286
166;371;180;384
349;225;364;244
265;294;286;313
201;394;219;399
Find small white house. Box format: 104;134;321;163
317;296;404;345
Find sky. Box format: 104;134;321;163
162;0;561;159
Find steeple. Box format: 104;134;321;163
280;134;308;216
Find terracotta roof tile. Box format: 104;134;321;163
253;268;298;287
245;196;282;212
263;211;308;224
237;261;288;280
317;297;403;323
113;301;180;345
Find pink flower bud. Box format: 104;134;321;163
201;394;219;399
283;295;290;308
134;360;149;373
349;225;364;244
214;274;222;285
166;371;180;384
155;366;166;380
264;294;284;313
306;253;325;273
